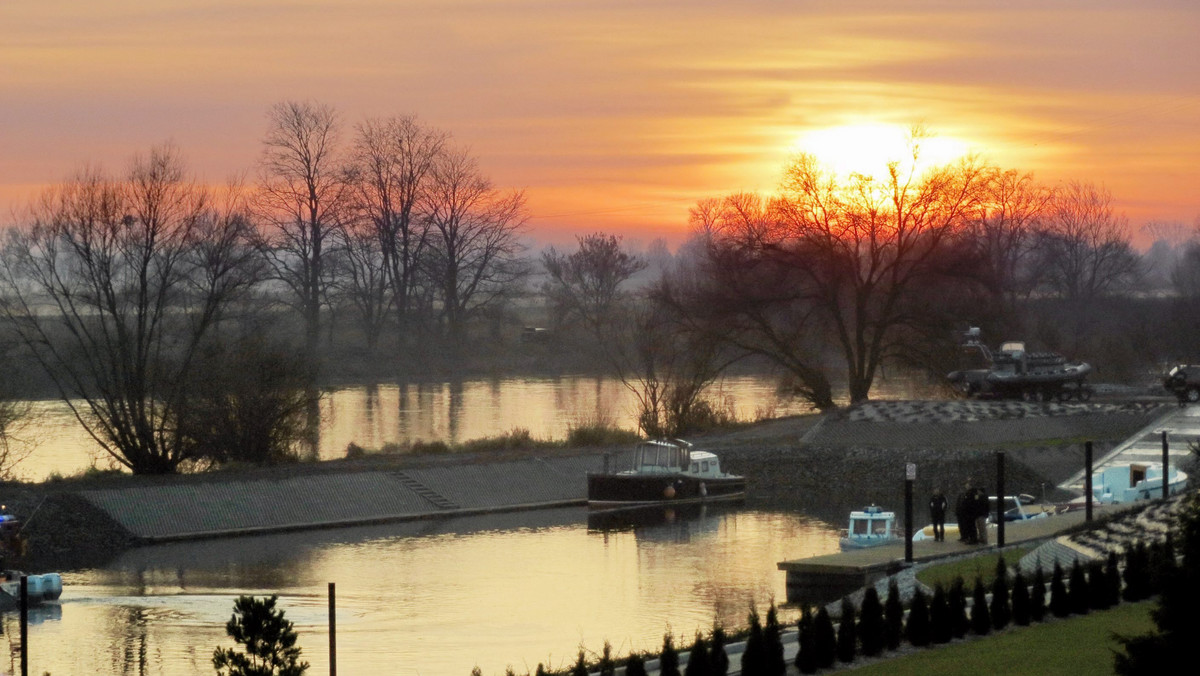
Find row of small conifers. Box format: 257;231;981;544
477;537;1176;676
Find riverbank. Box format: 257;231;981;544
3;398;1177;572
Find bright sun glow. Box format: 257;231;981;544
792;124;970;179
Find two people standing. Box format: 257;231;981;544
948;480;990;545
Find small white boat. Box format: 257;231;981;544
839;505;900;549
913;495;1052;541
1075;463;1188;506
0;570;63;610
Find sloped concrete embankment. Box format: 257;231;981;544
81;455;603;541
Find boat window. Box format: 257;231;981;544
701;461;709;472
690;462;699;473
872;519;888;535
852;520;869;535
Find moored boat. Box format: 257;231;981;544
1066;462;1188;509
913;495;1053;541
587;439;746;510
839;505;900;549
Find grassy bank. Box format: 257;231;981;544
845;600;1156;675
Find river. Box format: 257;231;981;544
9;374;820;482
7;505;839;676
3;374;880;675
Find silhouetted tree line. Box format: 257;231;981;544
4;115;1200;468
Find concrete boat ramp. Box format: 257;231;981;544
77;455;603;542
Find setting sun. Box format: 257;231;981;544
792;124;971;180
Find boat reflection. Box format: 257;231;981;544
587;503;735;543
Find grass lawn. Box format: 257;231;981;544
843;601;1157;676
915;547;1032;589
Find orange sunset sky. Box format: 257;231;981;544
2;1;1199;248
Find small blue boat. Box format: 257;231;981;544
840;505;900;549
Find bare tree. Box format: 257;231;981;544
423;147;528;344
0;146;265;473
542;232;646;332
968;169;1053;325
683;194;836;409
1035;181;1141;302
345;116;446;350
255;100;349;360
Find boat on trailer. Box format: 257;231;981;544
586;439;746;510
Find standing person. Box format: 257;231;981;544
973;486;990;546
956;481;976;544
929;489;948;542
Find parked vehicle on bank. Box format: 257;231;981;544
1163;364;1200;403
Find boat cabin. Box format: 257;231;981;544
630;439;692;475
848;505;895;538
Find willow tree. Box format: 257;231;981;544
0;146;264;474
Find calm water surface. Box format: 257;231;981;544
11;375;815;482
7;506;839;676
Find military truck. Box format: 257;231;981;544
947;327;1093;401
1164;365;1200;403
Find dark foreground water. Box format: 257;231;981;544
4;506;839;676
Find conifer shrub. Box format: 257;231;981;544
1123;541;1148;602
858;588;885;657
661;632;681;676
740;607;764;676
906;589;931;648
884;580;904;650
1105;551;1122;608
970;577;991;635
1088;561;1110;610
990;566;1011;630
1011;570;1031;626
1031;564;1047;622
836;597;857;664
948;578;968;638
685;632;711;676
212;595;308;676
625;653;647;676
764;600;786;675
710;624;729;676
795;608;817;675
599;642;616;676
570;650;588;676
1069;559;1090;615
1050;561;1071;618
814;607;837;669
929;584;950;644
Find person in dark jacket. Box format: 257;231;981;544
972;486;990;545
956;481;976;544
929;489;948;542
